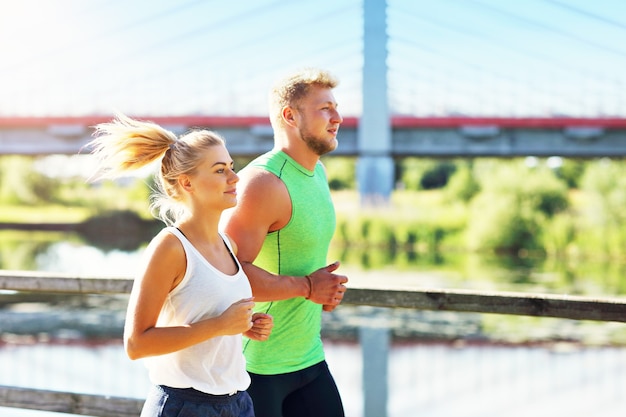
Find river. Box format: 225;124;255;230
1;340;625;417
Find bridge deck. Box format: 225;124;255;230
1;116;625;157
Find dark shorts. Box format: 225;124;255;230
140;385;255;417
248;360;345;417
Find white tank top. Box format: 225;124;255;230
143;227;252;394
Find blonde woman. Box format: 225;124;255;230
88;114;273;417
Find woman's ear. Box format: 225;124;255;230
178;174;192;192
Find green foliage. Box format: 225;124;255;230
335;207;457;256
542;212;577;256
6;154;626;262
580;159;626;225
466;161;569;253
467;193;543;253
397;158;423;190
420;160;456;189
322;156;356;190
0;155;155;221
444;161;480;203
577;159;626;257
0;156;60;204
554;158;586;188
397;158;457;190
479;160;569;217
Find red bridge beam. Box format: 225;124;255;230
1;115;625;129
390;116;626;129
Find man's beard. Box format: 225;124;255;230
300;128;337;156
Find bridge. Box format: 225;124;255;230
2;115;626;158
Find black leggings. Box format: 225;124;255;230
247;361;345;417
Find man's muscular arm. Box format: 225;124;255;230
221;167;347;308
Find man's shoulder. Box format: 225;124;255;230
228;155;291;233
239;151;287;182
237;164;286;197
246;150;288;174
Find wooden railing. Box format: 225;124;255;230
1;270;626;416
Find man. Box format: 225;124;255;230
221;68;348;417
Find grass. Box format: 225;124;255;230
0;176;153;224
0;204;92;223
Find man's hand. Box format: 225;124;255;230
244;312;274;341
306;261;348;312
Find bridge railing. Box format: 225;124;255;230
1;270;626;417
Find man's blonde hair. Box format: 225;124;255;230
268;68;339;130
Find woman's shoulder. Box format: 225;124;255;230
146;228;185;257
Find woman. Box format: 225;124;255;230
88;113;273;417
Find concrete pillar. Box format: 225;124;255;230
358;0;394;205
360;321;390;417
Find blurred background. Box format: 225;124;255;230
1;1;626;416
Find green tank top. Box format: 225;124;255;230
243;150;336;374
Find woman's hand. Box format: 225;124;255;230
220;297;256;335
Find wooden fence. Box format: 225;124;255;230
1;270;626;416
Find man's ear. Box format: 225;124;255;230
282;106;297;127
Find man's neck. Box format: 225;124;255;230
274;134;320;171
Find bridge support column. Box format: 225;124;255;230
357;156;394;205
358;0;393;206
360;314;390;417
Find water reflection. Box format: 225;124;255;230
3;222;626;360
76;210;161;251
3;219;626;299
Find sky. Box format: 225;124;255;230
0;0;625;118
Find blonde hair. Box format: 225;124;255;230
88;113;225;225
268;67;339;130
